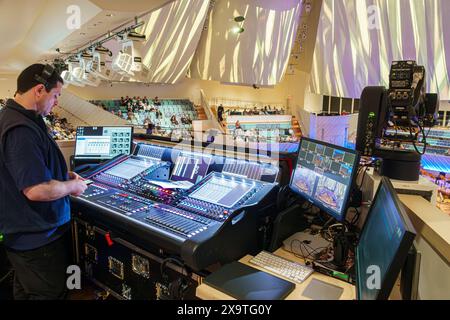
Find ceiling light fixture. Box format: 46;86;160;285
62;16;145;64
231;26;244;34
127;30;146;41
95;44;111;55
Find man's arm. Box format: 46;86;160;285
23;179;87;202
3;127;88;202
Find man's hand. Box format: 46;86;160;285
70;179;88;197
68;171;81;180
23;178;88;202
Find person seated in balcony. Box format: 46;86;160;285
170;114;179;126
143;96;149;106
153;96;161;106
154;119;161;133
234;121;244;140
144;118;155;135
435;172;447;185
341;109;350;115
180;114;187;125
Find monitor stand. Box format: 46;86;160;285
267;204;310;252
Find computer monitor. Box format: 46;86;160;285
170;152;212;184
356;177;416;300
74;126;133;160
289;137;359;221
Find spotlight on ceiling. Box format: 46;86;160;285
231;26;244;34
81;51;93;60
95;44;110;54
234;16;245;22
127;30;146;42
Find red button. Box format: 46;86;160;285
105;233;113;246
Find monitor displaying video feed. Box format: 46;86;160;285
75;126;133;160
289;137;359;221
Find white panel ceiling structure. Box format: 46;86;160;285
310;0;450;100
0;0;304;88
0;0;174;74
190;0;304;86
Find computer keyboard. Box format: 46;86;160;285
249;251;314;284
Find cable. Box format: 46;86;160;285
290;238;332;263
349;207;360;226
0;270;13;285
160;257;187;278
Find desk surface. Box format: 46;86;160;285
399;194;450;264
196;248;356;300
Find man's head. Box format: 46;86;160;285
15;64;64;116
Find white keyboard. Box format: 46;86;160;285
249;251;314;284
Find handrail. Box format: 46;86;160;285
200;89;226;133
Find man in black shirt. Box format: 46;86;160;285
0;64;87;299
217;104;224;122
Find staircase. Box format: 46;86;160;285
58;91;128;127
195;105;208;120
291;116;303;138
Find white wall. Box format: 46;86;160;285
66;73;310;108
0;74;17;98
304;92;323;113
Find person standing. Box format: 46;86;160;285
0;64;88;299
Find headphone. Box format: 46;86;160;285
34;64;56;90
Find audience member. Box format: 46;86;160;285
217;104;224;122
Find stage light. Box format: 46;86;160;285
234;16;245;22
231;26;244;34
95;44;111;55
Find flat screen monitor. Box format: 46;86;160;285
74;126;133;160
170;152;212;184
356;177;416;300
289;137;359;221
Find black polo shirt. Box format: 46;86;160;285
0;100;70;250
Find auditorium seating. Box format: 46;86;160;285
90;98;199;132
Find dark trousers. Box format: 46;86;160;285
5;233;70;300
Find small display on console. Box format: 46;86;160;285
105;158;156;180
171;152;212;184
190;176;253;208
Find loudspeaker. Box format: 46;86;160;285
356;86;388;156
